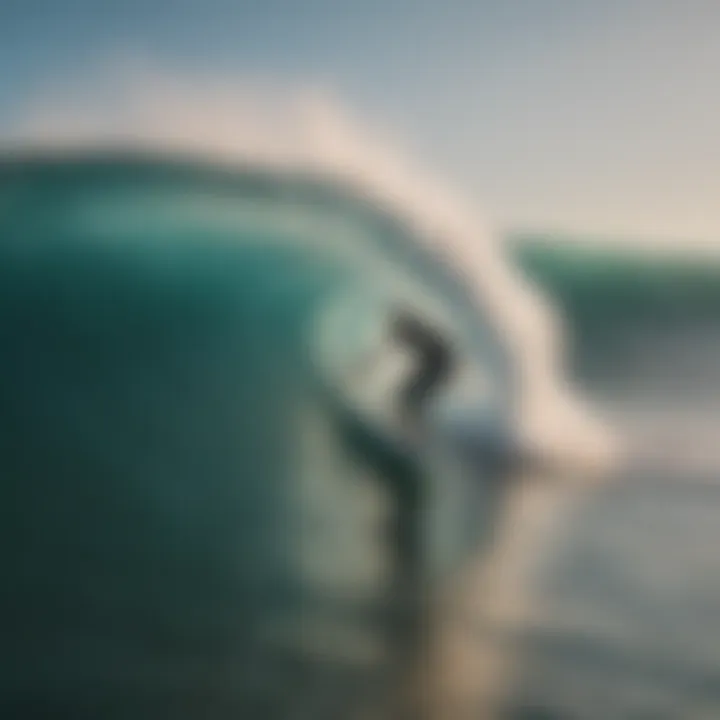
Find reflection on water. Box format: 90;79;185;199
503;317;720;719
512;481;720;719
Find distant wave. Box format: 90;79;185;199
515;237;720;328
514;237;720;476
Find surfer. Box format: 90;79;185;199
390;309;455;430
389;308;554;477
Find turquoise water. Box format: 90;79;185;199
2;154;720;718
0;155;512;717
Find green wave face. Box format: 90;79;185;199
0;155;509;715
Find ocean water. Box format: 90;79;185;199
507;240;720;719
2;154;719;718
0;154;529;718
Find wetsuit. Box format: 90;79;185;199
391;311;454;425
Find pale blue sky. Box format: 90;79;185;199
1;0;718;242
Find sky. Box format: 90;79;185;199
1;0;719;243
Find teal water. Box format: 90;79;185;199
515;237;720;336
0;155;511;718
2;154;720;718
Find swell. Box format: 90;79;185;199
514;236;720;475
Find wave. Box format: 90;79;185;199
2;70;617;475
10;69;711;717
515;236;720;326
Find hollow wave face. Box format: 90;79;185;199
0;67;628;719
4;65;619;479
